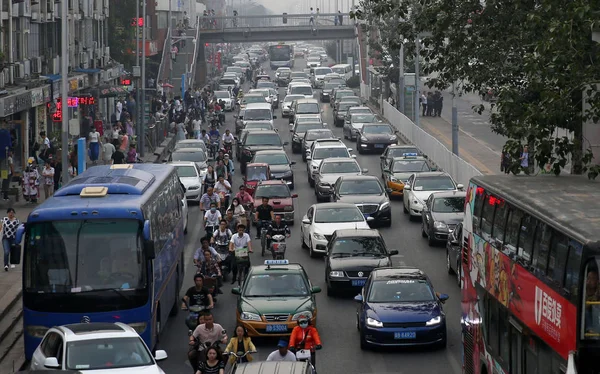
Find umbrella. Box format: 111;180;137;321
162;83;174;88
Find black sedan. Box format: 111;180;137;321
250;149;296;189
325;229;398;296
421;191;466;246
291;122;326;154
239;130;288;174
332;175;392;227
357;123;400;154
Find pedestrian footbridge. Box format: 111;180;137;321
198;13;356;43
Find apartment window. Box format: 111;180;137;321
158;12;167;29
28;23;40;58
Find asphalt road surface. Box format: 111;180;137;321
158;58;463;374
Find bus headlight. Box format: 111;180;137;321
26;325;49;338
128;322;148;334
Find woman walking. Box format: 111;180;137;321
2;208;20;271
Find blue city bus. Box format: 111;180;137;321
16;164;186;359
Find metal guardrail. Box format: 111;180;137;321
145;116;170;155
198;13;352;31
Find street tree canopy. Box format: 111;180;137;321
353;0;600;178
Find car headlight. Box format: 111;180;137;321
292;311;313;321
26;325;49;338
188;185;200;191
434;221;448;230
425;316;442;326
329;271;344;277
380;202;390;210
413;198;423;206
360;136;368;142
293;135;300;141
366;317;383;328
128;322;148;334
313;233;326;241
240;312;262;321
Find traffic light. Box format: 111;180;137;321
131;18;144;27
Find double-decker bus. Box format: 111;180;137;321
461;175;600;374
269;43;294;69
17;164;185;359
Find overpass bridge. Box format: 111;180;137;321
197;13;356;43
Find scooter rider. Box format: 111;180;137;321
182;274;214;311
188;311;228;372
193;238;220;268
289;317;322;367
212;220;233;275
266;339;297;362
235;185;254;206
267;214;290;249
204;202;222;239
222;129;234;151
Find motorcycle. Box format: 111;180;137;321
269;234;287;260
181;298;209;334
205;223;219;241
216;244;232;280
223;141;233;155
223;350;257;365
295;349;318;373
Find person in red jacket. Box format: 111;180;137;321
288;317;322;367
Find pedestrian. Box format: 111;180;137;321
102;136;116;165
426;92;434;116
421;92;427;116
435;92;444;116
338;10;343;25
111;148;126;164
52;157;62;192
22;157;39;203
171;45;178;62
1;208;20;271
120;130;129;152
520;146;530;175
309;7;315;25
176;121;186;141
41;162;55;200
501;148;511;174
115;99;123;122
88;127;101;164
127;144;138;163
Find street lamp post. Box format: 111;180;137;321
60;0;69;183
140;0;146;157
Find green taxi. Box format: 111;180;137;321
232;260;321;337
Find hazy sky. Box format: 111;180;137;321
252;0;354;14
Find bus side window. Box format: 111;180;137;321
491;200;509;249
472;186;485;235
479;193;496;241
517;215;537;264
532;223;552;277
547;231;568;287
564;242;582;301
503;208;523;259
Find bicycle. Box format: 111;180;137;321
256;220;271;257
235;247;250;287
223;350;256;366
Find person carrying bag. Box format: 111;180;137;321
2;208;21;271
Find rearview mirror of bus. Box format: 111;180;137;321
143;220;152;241
15;224;25;245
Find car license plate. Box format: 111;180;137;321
375;144;385;148
352;279;366;287
266;324;288;333
394;331;416;339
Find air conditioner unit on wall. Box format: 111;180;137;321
14;63;24;78
32;57;41;73
0;73;5;89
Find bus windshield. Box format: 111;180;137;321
24;220;146;293
269;45;292;61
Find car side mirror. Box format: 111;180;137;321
302;218;311;224
354;294;363;303
292;194;298;198
389;250;399;256
155;350;168;361
283;141;289;146
311;286;321;294
347;148;353;152
290;161;296;166
385;187;393;194
366;216;374;222
404;185;411;191
362;168;368;174
351;155;357;159
44;357;60;369
457;184;464;190
379;155;385;159
306;156;312;161
231;287;241;295
438;293;450;302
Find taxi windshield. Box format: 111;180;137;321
243;96;266;104
368;279;434;303
392;160;430;173
244;273;309;297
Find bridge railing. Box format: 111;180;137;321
198;13;352;31
157;28;171;84
188;17;201;88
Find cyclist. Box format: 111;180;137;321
267;214;291;249
223;154;235;183
289;317;322;366
229;223;253;284
198;129;210;144
208;125;220;156
193;238;220;268
200;187;220;211
254;197;274;239
235;185;254;206
204;202;222;239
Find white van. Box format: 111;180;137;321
243;103;276;127
331;64;353;82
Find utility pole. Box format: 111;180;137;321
398;41;404;113
168;0;173;82
451;82;459;155
414;32;420;127
60;0;69;183
140;0;146;157
135;0;142;153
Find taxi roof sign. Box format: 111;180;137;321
403;152;418;157
265;259;289;266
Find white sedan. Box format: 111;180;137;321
403;171;464;220
31;322;168;373
170;161;204;202
301;203;372;257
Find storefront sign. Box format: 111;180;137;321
31;88;44;107
0;91;33;117
49;99;62;122
42;86;51;102
69;79;79;91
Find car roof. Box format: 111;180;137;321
56;322;139;341
250;262;305;274
430;190;467;199
337;175;380;183
371;267;428;280
313;140;346;148
245;103;272;109
322;158;357;164
244;93;265;98
414;172;452;178
177;139;205;144
349;106;372;111
168;161;198;167
245;129;278;135
334;228;381;238
314;202;359;210
233;359;311;374
172;148;205;153
295;98;319;104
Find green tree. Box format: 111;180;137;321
353;0;600;178
108;0;137;70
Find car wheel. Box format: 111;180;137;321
457;261;462;287
403;200;408;214
356;313;360;330
428;230;435;246
309;238;316;258
309;175;315;188
301;230;308;249
447;251;455;275
357;143;364;154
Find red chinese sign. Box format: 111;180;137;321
121;78;132;86
67;97;79;107
78;97;96;105
49;100;62;122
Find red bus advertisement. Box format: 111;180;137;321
461;175;600;374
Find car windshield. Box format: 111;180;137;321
175;141;205;150
312;147;349;159
389;148;420;157
296;123;323;133
220;79;236;85
297;103;320;114
413;176;456;191
291;86;313;95
255;184;290;198
253;153;289;165
349;109;372;115
243;96;265;104
175;165;198;178
24;220;146;292
338;179;383;195
432;197;466;213
314;68;332;75
296;117;320;123
246;167;269;181
227;67;242;73
314;207;364;223
392;160;430;173
306;130;333;140
214;91;230;99
251;90;270;98
368;279;435;303
332;67;347;74
245;123;272;130
321;161;360;174
338;103;355;111
336;91;354;99
324;82;341;90
280;72;291;77
244;273;309;297
284;95;303;103
363;124;393;134
352;114;376;123
291;72;308;79
244;109;272;121
308;57;320;62
245;133;282;146
257;82;276;89
66;337;153;370
172;150;207;163
331;237;386;256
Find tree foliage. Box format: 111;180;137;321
108;0;137;70
352;0;600;178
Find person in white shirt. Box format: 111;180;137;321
214;176;232;195
309;7;315;25
266;340;297;362
204;203;222;228
116;100;123;121
88;129;101;164
193;118;202;138
421;93;428;117
222;129;234;144
229;224;253;251
102;136;116;165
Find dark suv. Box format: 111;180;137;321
239;130;288;174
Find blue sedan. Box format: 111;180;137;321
354;267;449;349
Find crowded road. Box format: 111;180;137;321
158;58;463;374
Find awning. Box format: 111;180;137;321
74;68;101;74
44;74;62;81
97;85;129;98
